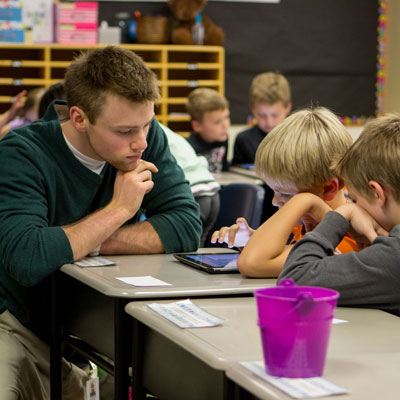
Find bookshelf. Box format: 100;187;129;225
0;43;225;135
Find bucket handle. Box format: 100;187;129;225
278;278;316;316
258;292;316;328
279;278;296;287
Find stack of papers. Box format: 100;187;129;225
74;256;116;267
147;299;224;328
241;361;348;399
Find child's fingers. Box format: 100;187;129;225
236;217;248;227
227;225;239;247
12;90;26;103
211;222;245;246
375;225;389;237
219;227;230;243
210;230;220;243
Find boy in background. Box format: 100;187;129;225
161;124;220;247
186;87;230;173
280;114;400;317
0;90;26;138
211;107;357;277
0;88;45;138
232;72;291;166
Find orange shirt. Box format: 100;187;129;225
290;225;358;254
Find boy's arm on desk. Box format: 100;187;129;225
238;193;331;278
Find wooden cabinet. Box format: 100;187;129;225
0;44;224;135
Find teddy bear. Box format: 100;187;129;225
168;0;225;46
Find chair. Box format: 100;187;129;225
207;183;265;247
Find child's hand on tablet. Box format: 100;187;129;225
210;217;255;248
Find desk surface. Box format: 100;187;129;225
227;353;400;400
61;249;276;298
125;296;400;372
214;171;264;186
229;165;258;179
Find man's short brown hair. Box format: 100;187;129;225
64;46;160;123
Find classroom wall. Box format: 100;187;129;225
98;1;378;124
385;0;400;113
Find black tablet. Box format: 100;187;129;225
174;252;240;274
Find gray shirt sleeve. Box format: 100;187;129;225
279;211;400;316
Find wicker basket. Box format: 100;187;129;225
136;16;169;44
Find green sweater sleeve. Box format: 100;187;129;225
0;134;74;287
142;120;202;253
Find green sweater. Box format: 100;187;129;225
0;102;201;340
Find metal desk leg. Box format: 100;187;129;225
132;319;146;400
114;299;131;400
50;272;62;399
224;375;235;400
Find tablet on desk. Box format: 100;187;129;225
237;163;255;170
173;252;240;274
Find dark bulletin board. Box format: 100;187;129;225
98;1;379;124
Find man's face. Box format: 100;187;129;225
252;102;291;134
85;94;154;171
194;108;231;143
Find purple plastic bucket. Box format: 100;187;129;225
254;279;339;378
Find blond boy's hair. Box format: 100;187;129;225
249;72;291;109
186;88;229;122
255;107;352;190
333;113;400;201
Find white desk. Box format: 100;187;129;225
229;165;259;179
214;171;264;186
51;249;276;400
125;297;400;400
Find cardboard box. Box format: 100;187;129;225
58;1;98;25
0;2;23;43
58;22;97;44
22;0;54;43
0;6;22;21
0;20;23;42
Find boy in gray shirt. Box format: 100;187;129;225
279;114;400;316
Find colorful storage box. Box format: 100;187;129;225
57;2;98;44
58;22;97;44
58;1;98;24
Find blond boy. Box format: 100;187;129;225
232;72;292;166
279;114;400;316
186;87;230;173
212;107;357;277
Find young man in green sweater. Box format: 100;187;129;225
0;46;201;399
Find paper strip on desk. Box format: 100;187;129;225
74;256;116;267
147;299;224;328
332;318;347;324
116;276;172;287
240;361;348;399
